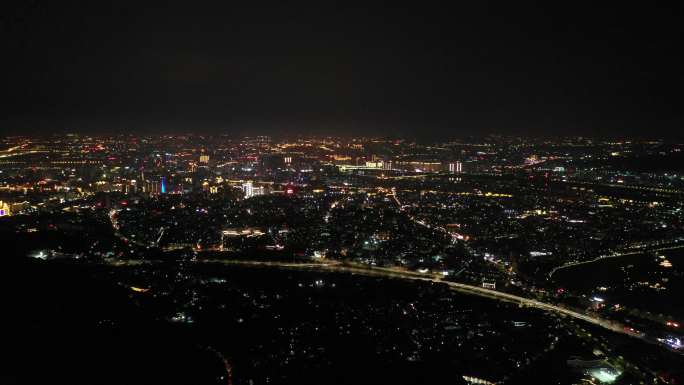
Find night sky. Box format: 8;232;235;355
1;2;681;138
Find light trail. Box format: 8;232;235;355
548;242;684;279
104;256;684;352
186;259;635;338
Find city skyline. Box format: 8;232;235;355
2;133;684;384
2;2;683;384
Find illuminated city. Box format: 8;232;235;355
2;134;683;384
2;2;681;385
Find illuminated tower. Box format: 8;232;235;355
161;177;167;194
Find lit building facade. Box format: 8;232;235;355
0;201;11;217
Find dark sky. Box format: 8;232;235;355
1;1;681;138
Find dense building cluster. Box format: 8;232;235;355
2;134;684;384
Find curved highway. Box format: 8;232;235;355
548;242;684;279
192;259;634;337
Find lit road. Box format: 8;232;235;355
103;200;664;346
548;241;684;279
557;179;684;196
339;265;628;334
103;256;684;351
189;259;634;337
108;209;148;248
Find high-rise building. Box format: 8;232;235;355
364;160;383;168
122;180;138;194
241;182;264;198
448;161;463;174
161;177;167;194
254;186;265;197
199;155;210;164
256;136;271;147
144;180;159;195
242;182;254;198
0;201;11;217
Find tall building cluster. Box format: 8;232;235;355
241;181;264;199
